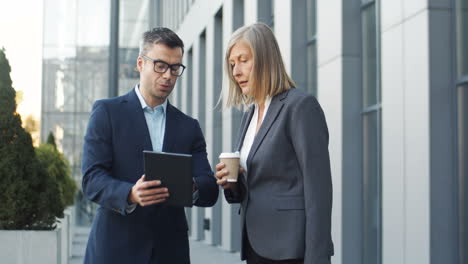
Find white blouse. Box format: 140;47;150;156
239;97;272;173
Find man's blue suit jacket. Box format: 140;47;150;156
81;89;218;264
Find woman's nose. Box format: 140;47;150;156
233;64;241;76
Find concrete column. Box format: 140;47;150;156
381;1;431;263
317;0;343;263
274;0;292;74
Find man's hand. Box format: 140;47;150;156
128;175;169;206
215;162;243;190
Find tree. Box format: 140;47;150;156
46;131;57;148
0;48;62;230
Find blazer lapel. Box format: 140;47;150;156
246;90;289;169
124;89;152;151
162;102;177;152
236;106;255;152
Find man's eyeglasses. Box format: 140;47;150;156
141;54;186;77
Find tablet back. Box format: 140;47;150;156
143;151;193;207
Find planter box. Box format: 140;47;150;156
0;208;75;264
0;227;63;264
0;207;75;264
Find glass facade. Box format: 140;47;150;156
186;48;193;115
458;0;468;263
231;0;245;150
198;32;207;134
362;3;378;107
460;84;468;264
361;0;381;263
258;0;274;29
42;0;110;225
306;0;317;96
118;0;150;95
457;0;468;78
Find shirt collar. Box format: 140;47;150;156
134;84;168;112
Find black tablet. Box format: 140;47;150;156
143;151;193;207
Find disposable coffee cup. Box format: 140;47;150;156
219;152;240;182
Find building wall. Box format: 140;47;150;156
40;0;463;262
155;0;461;263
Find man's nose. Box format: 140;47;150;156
162;68;172;79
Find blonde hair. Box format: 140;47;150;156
224;22;295;108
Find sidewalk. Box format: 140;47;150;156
70;227;244;264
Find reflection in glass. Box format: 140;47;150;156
457;0;468;78
458;1;468;263
186;49;193;115
41;0;110;225
258;0;273;27
459;85;468;264
199;32;207;134
307;0;316;40
118;0;149;95
307;43;317;96
361;1;381;264
363;110;381;264
362;4;378;108
306;0;317;96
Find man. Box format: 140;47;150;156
82;27;219;264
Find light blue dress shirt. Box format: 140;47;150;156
135;85;167;152
127;85;198;213
126;85;167;213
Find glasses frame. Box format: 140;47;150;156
141;54;186;77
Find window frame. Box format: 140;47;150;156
360;0;382;263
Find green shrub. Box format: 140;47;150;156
0;48;63;230
36;143;77;207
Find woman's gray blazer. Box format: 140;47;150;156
224;88;334;264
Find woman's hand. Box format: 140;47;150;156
215;162;244;190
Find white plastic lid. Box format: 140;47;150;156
219;151;240;159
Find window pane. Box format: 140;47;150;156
198;32;206;134
233;0;244;31
186;49;193;115
363;110;381;264
307;0;316;40
459;85;468;264
42;0;110;225
362;4;378;108
307;43;317;96
118;0;149;95
258;0;273;26
457;0;468;77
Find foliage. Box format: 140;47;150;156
36;143;77;207
0;48;63;230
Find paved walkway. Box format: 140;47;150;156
70;226;244;264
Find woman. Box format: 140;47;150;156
215;23;334;264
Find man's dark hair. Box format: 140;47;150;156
139;27;184;55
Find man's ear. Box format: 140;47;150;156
136;56;143;72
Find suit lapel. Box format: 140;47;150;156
124;89;152;151
246;90;289;169
162;102;177;152
236;106;255;152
